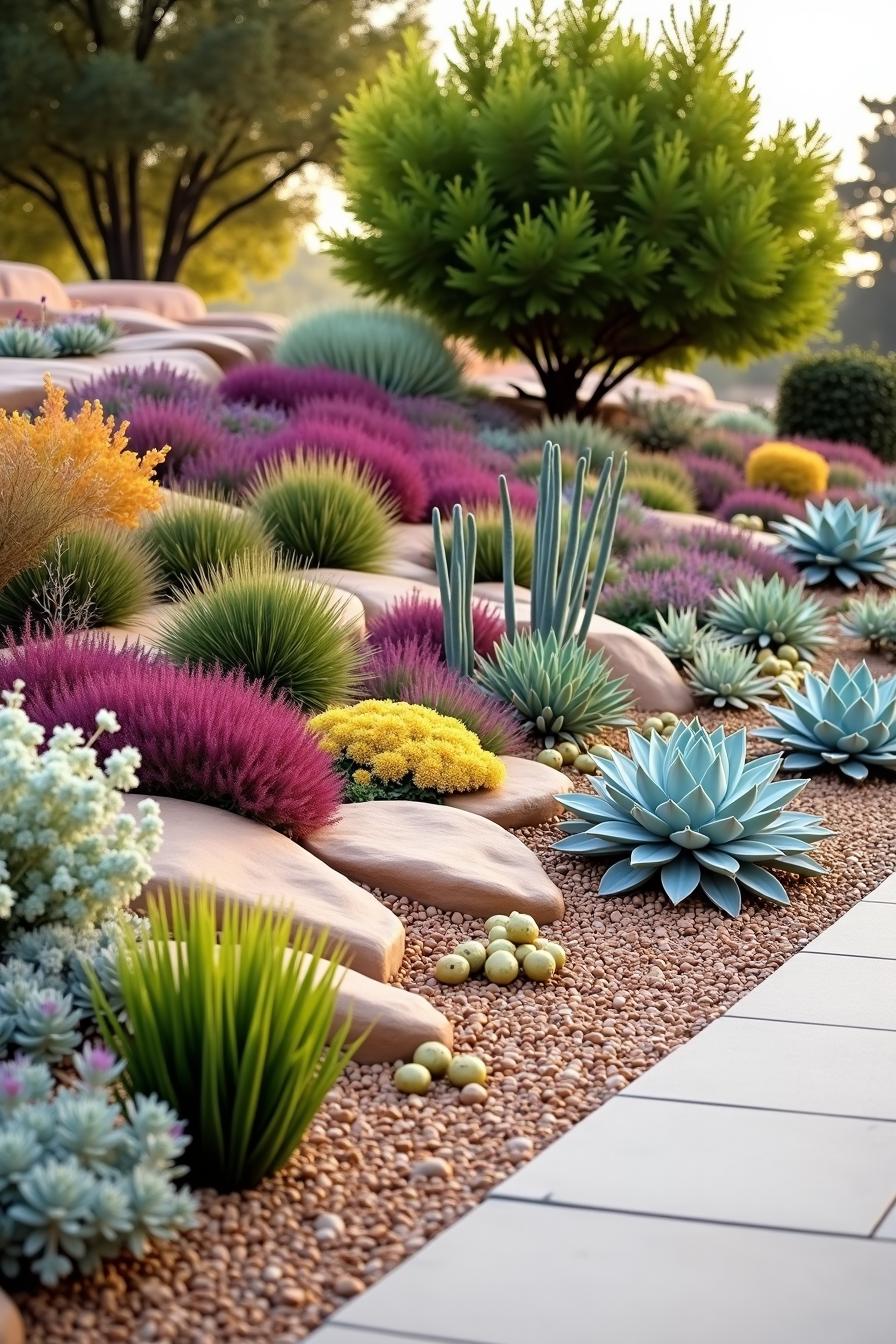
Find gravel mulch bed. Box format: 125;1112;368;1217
19;640;896;1344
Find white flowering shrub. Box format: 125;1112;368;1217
0;682;161;936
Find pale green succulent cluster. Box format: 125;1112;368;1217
0;317;117;360
839;592;896;651
683;639;779;710
0;324;58;359
0;684;161;932
644;605;707;662
0;1048;195;1285
772;499;896;588
705;575;831;659
755;660;896;781
554;719;830;916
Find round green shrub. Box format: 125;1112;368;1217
159;558;361;711
249;455;397;572
0;527;156;635
827;461;867;491
518;416;633;468
777;348;896;463
275;307;462;398
625;472;697;513
143;494;272;596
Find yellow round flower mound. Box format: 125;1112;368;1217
745;441;829;499
310;700;505;794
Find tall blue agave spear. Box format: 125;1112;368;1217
499;441;626;643
432;503;477;675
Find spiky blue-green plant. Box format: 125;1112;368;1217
772;499;896;588
47;319;117;357
839;592;896;650
555;720;831;916
0;323;58;358
684;639;779;710
705;407;776;436
705;575;831;659
433;503;477;675
476;629;633;748
644;606;707;662
500;441;626;644
754;660;896;781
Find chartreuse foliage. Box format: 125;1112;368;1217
90;888;362;1191
555;720;831;916
755;661;896;781
745;442;829;499
330;0;844;416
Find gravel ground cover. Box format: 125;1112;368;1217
19;638;896;1344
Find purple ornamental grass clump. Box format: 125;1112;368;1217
215;400;288;437
415;426;510;473
600;548;760;629
178;433;277;500
74;363;216;419
219;363;392;412
367;593;505;661
716;486;802;524
392;396;477;433
293;397;419;455
4;631;341;839
679;452;743;512
363;638;527;756
681;526;801;585
123;398;231;482
422;451;538;517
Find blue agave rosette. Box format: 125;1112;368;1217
772;499;896;588
554;719;831;917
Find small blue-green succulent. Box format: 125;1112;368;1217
46;318;117;357
644;605;707;662
772;498;896;588
754;660;896;781
0;323;58;359
839;593;896;651
705;575;831;659
554;719;831;916
683;637;779;710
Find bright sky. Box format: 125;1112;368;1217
312;0;896;241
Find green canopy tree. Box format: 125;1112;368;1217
0;0;418;293
329;0;846;417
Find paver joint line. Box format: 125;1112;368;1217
728;1013;896;1035
628;1092;896;1125
327;1320;496;1344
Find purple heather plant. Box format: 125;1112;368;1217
5;631;341;839
391;396;477;433
122;398;231;482
679;452;743;512
599;548;760;629
73;363;216;420
363;638;527;756
415;426;510;473
716;486;802;524
422;451;538;517
219;363;392;412
293;397;419;455
178;433;275;500
367;593;505;661
215;400;288;437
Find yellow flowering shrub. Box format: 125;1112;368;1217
0;377;168;589
745;441;829;499
310;700;505;796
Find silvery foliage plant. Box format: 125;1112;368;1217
0;1045;195;1285
0;681;162;934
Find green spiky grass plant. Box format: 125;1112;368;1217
839;592;896;650
705;575;831;660
644;606;707;662
684;638;779;710
0;526;157;635
625;471;697;514
250;455;397;572
143;493;273;597
89;888;362;1191
159;557;361;711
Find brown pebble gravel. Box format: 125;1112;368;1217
19;636;896;1343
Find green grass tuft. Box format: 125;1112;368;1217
143;492;273;597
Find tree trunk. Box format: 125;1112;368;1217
537;361;585;419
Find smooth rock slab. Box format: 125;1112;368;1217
123;795;405;982
444;755;564;829
304;801;564;922
0;1292;23;1344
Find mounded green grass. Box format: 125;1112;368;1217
143;492;273;597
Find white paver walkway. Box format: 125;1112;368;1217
310;875;896;1344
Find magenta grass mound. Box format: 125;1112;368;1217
294;397;419;455
123;398;231;482
178;434;277;500
716;486;802;524
73;363;216;419
263;419;425;521
368;593;504;661
219;363;392;413
679;452;742;512
363;638;527;756
416;426;509;473
392;396;477;433
5;632;340;839
422;451;538;517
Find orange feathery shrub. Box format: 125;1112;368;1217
0;377;168;589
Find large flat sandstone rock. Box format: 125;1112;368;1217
123;795;405;981
0;1292;23;1344
304;801;563;922
319;957;452;1063
445;755;563;829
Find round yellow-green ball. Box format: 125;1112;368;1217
523;949;557;982
486;938;516;956
660;712;679;727
556;741;580;765
505;912;539;945
642;716;664;734
454;940;488;973
413;1042;453;1077
447;1055;488;1087
573;753;597;775
777;644;799;664
536;938;567;969
536;748;564;770
592;743;614;761
484;950;519;985
434;954;470;985
394;1063;431;1094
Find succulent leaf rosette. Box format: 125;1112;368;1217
554;720;831;917
705;575;831;659
771;499;896;588
754;660;896;781
683;638;778;710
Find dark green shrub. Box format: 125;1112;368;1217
777;348;896;462
143;495;272;596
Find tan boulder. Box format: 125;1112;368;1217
123;795;405;982
0;1292;23;1344
445;755;563;829
308;569;435;622
304;801;563;922
392;523;435;567
323;959;452;1063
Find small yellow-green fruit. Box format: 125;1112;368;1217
523;949;557;982
484;914;508;934
777;644;799;665
536;748;564;770
557;741;580;765
661;724;675;738
642;716;664;734
505;912;539;945
763;658;784;676
749;515;765;530
413;1041;453;1077
514;943;534;964
454;940;488;973
485;926;508;946
394;1063;431;1094
731;512;748;526
756;647;775;664
447;1054;488;1087
592;743;614;761
660;712;679;726
794;659;812;674
484;950;519;985
573;753;597;775
434;954;470;985
536;939;567;969
486;938;516;956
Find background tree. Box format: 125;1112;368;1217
330;0;845;418
0;0;419;294
837;96;896;353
